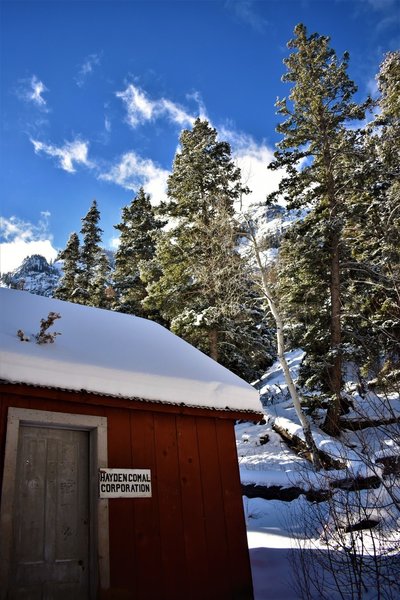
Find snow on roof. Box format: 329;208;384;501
0;289;262;414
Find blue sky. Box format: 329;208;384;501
1;0;399;273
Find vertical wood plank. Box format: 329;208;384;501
15;433;47;563
9;427;90;597
196;417;232;599
176;415;209;600
107;409;135;593
130;411;162;598
154;413;186;599
0;395;7;485
216;419;254;600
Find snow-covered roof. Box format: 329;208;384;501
0;289;262;414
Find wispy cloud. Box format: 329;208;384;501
225;0;268;33
75;53;102;87
375;12;400;35
116;84;154;127
17;75;49;110
0;213;57;273
350;0;400;47
364;0;396;9
99;151;169;203
104;116;112;133
116;83;196;129
186;91;208;120
159;98;195;127
30;76;48;107
1;211;51;243
31;138;93;173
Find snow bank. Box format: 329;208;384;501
0;289;262;414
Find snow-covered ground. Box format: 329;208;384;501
238;350;400;599
246;495;330;600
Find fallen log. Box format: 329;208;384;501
242;474;381;503
339;415;400;431
272;421;346;470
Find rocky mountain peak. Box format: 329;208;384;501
0;254;62;297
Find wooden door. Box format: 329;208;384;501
9;426;90;599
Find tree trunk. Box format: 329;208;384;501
322;140;342;436
324;227;343;435
247;221;322;470
208;328;219;362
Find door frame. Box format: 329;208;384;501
0;407;110;599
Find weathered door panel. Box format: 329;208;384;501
10;426;89;600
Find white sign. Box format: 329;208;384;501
99;468;152;498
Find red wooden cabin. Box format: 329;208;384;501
0;289;262;600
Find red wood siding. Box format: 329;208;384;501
0;385;254;599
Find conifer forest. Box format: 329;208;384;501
50;25;399;441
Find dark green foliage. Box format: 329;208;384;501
342;51;400;381
53;232;80;302
91;250;113;309
269;24;366;210
275;215;331;390
113;187;164;318
54;200;111;308
165;118;242;220
74;200;104;305
144;118;274;381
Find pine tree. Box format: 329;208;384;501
274;214;332;390
113;187;164;318
73;200;104;305
144;118;273;381
343;51;400;381
373;51;400;378
53;201;110;308
53;232;80;301
268;24;369;434
91;250;113;309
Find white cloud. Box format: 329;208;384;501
0;213;58;274
76;53;102;87
17;75;49;109
160;99;194;127
220;127;284;210
99;151;169;204
116;83;195;129
116;84;154;127
31;138;92;173
30;76;48;107
109;236;120;250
